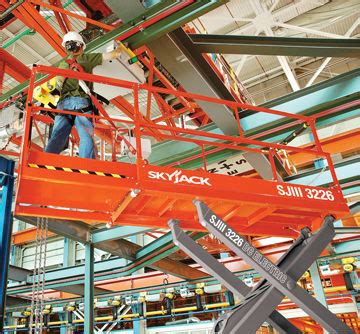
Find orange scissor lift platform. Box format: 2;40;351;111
14;65;350;238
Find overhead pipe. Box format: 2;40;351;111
5;295;357;331
4;301;229;330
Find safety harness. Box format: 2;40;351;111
63;57;136;156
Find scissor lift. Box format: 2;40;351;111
15;65;350;239
169;201;354;334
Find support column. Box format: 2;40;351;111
135;234;145;275
60;313;73;334
132;304;146;334
84;242;94;334
0;157;15;331
63;238;76;267
309;262;328;334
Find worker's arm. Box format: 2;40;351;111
102;44;125;61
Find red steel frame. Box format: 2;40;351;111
14;65;350;238
0;0;195;60
134;45;207;127
0;48;32;84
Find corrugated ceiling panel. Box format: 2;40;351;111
2;74;19;94
197;3;236;34
2;19;24;35
275;0;328;24
226;0;255;19
267;0;293;12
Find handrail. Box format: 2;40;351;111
20;64;342;190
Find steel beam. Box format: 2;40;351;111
309;262;328;307
335;227;360;234
7;265;31;282
288;157;359;187
16;216;205;279
189;34;360;58
56;284;108;296
0;0;226;102
7;230;206;297
333;239;360;254
309;262;330;334
0;48;31;82
0;157;15;331
155;28;237;135
108;0;228;50
305;18;359;87
91;226;153;244
4;296;26;307
12;2;65;56
84;242;94;334
136;230;184;259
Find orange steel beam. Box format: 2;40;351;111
246;207;276;227
110;96;135;120
28;0;114;32
289;129;360;167
54;0;72;31
5;1;66;56
0;49;31;83
49;0;72;34
5;66;28;83
111;191;138;223
12;227;55;245
341;211;360;227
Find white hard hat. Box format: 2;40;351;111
62;31;86;50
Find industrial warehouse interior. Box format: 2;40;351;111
0;0;359;333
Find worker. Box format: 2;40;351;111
45;31;123;159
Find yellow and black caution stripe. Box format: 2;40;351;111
28;163;125;178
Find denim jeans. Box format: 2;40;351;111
45;96;95;159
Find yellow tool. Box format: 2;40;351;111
33;77;60;108
42;304;52;315
343;264;355;272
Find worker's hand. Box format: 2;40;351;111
103;44;123;61
55;76;65;92
46;81;55;92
